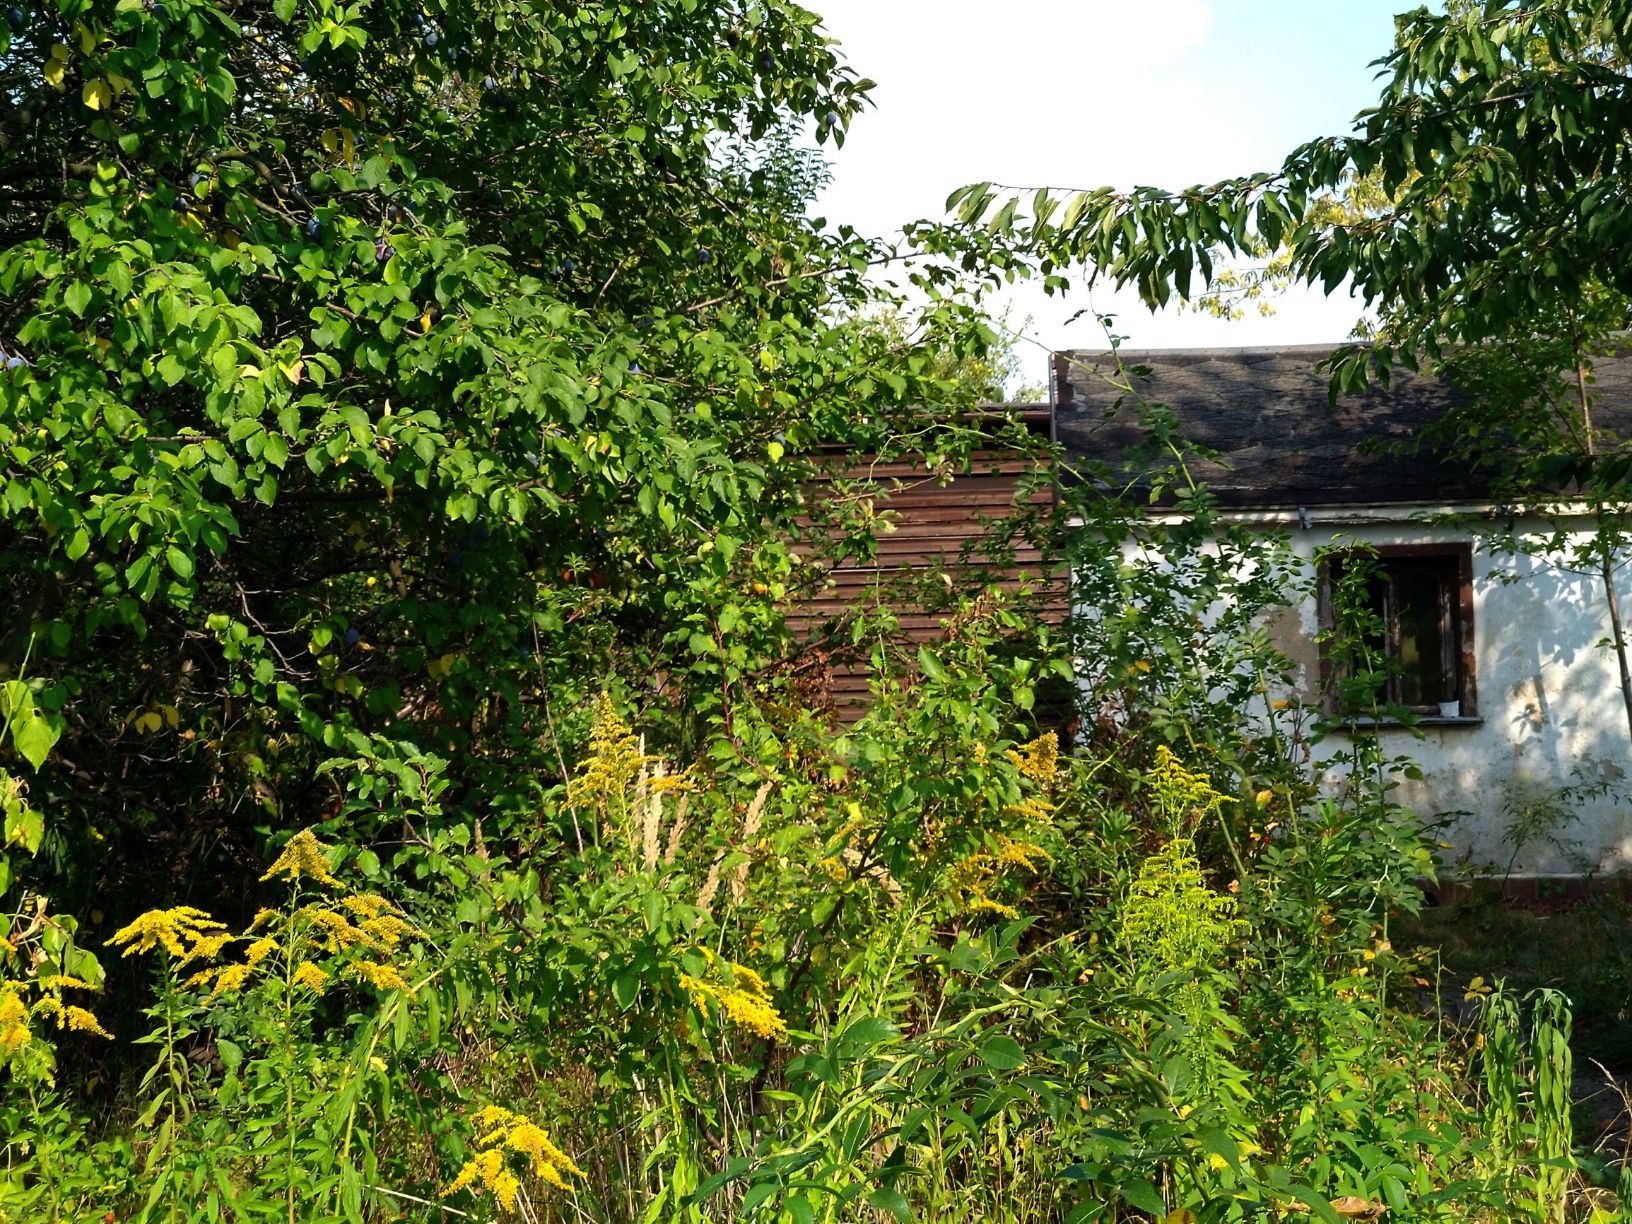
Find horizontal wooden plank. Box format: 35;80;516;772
789;440;1064;719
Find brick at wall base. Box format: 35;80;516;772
1421;874;1632;908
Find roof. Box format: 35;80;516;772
1051;344;1632;508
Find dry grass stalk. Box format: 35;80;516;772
697;781;774;913
729;781;773;906
640;760;665;872
842;844;901;899
663;795;690;866
697;859;723;913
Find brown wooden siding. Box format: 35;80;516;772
785;409;1066;720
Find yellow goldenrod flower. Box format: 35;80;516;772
728;962;769;997
444;1147;505;1198
185;967;219;989
0;989;30;1050
992;836;1052;872
1004;796;1057;825
301;906;372;951
444;1106;582;1212
493;1169;521;1212
471;1104;518;1130
108;907;227;958
1006;731;1059;783
247;908;279;931
293;962;329;992
208;963;253;999
338;893;400;920
178;931;232;967
245;936;278;966
348;960;409;992
63;1006;111;1038
1149;745;1235;835
358;913;416;948
968;895;1021;918
37;975;96;991
679;953;789;1042
712;984;788;1040
538;1162;574;1192
261;828;340;887
507;1121;585;1179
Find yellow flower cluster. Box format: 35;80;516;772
1;975;111;1052
113;833;416;1006
992;836;1052;872
261;828;340;887
293;962;329;992
679;952;787;1042
566;693;654;815
1149;745;1234;836
204;963;253;999
0;988;29;1051
1006;731;1059;784
108;907;227;958
30;995;112;1037
443;1105;584;1213
1120;836;1245;976
950;835;1053;920
348;960;409;991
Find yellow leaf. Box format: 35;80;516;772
278;359;304;385
73;22;94;54
49;42;70;60
44;58;67;88
239;364;263;379
106;71;133;94
82;79;112;110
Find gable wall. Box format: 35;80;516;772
1088;505;1632;876
1290;510;1632;876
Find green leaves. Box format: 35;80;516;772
2;680;62;772
953;1;1632;354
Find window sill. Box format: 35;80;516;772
1336;715;1484;730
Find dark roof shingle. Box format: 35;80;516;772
1051;345;1632;508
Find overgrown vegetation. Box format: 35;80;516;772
1;0;1628;1218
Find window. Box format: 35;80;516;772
1318;544;1476;719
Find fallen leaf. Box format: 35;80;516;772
1331;1196;1384;1219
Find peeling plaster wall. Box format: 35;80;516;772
1092;506;1632;877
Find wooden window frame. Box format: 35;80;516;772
1317;543;1477;720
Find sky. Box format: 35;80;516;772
806;0;1415;392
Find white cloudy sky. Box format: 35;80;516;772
806;0;1413;390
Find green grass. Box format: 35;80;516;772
1398;884;1632;1074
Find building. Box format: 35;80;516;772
789;406;1066;721
1053;345;1632;879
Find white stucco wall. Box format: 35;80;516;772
1093;504;1632;877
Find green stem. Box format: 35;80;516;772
27;1083;60;1223
283;906;298;1224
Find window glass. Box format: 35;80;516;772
1393;562;1447;706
